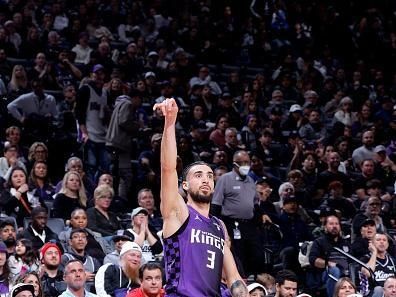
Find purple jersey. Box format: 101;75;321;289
163;205;225;297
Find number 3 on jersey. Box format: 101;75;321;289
207;250;216;269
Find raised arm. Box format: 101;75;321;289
153;98;188;237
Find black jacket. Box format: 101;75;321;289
18;225;59;250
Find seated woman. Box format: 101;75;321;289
28;161;55;201
122;207;163;263
27;142;48;174
53;171;87;221
86;185;120;238
0;167;46;226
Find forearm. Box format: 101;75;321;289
161;121;177;171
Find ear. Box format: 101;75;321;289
182;181;189;191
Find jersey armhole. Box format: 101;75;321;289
162;215;190;240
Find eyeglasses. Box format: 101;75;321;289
369;202;381;207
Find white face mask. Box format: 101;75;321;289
238;165;250;176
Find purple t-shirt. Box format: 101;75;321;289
164;205;225;297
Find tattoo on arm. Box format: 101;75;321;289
230;280;248;297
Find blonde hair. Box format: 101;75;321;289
9;64;27;91
94;184;114;201
28;142;48;161
59;171;87;207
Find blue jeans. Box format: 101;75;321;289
84;139;110;181
322;266;341;297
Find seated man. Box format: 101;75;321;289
19;206;58;250
0;219;17;254
95;242;141;296
351;219;376;258
127;262;165;297
59;259;97;297
40;242;66;297
104;231;133;265
61;228;101;291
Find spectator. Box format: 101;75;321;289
53;171;87;221
58;208;109;262
53;48;82;89
8;239;39;282
209;115;229;148
333;97;358;126
103;231;132;265
0;220;16;254
333;277;357;297
247;282;267;296
298;109;327;143
39;242;66;297
28;161;55;202
106;91;140;200
71;32;92;65
9;283;35;297
351;219;377;258
75;64;111;181
320;181;356;220
95;242;141;296
309;215;351;297
59;259;98;297
352;130;375;169
7;65;28;100
27;142;48;172
189;66;222;96
273;270;298;297
361;233;395;297
126;262;165;297
15;272;44;297
121;207;162;264
0;143;27;181
86;185;120;238
136;188;163;232
61;229;100;291
28;53;58;90
19;206;58;250
0;167;46;226
383;276;396;297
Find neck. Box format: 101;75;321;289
65;189;78;198
68;287;85;297
72;248;85;257
377;251;386;259
95;206;108;216
45;266;59;278
187;200;210;217
36;178;44;187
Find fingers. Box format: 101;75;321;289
152;98;177;115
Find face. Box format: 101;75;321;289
303;155;316;171
362;131;374;146
133;213;148;227
16;241;26;255
64;261;86;290
43;247;60;266
32;212;48;231
328;152;340;168
70;232;88;251
367;198;381;216
337;280;355;297
24;274;40;297
0;224;16;242
250;288;266;297
141;268;163;295
325;216;341;236
184;164;215;203
309;111;320;123
34;146;47;161
95;194;112;210
15;291;33;297
225;130;238;146
217;117;229;130
4;148;18;160
66;173;81;192
193;106;204;119
69;160;83;174
34;163;47;179
11;169;26;188
7;129;20;144
122;250;142;268
384;278;396;297
114;239;128;252
361;160;374;176
213;151;227;165
70;211;87;228
374;234;389;253
277;280;297;297
138;191;154;211
283;201;298;214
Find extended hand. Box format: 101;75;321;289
153;98;178;125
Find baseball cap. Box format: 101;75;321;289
289;104;302;113
120;241;142;257
151;133;162;143
374;145;386;153
131;207;149;218
148;51;158;57
10;284;35;297
92;64;105;73
247;283;267;294
360;219;375;229
144;71;156;79
112;230;133;242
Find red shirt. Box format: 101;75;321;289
126;288;165;297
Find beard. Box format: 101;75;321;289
45;263;59;270
122;262;139;283
189;190;212;204
3;237;15;247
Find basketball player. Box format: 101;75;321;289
153;98;247;297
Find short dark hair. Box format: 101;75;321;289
182;161;209;181
275;269;298;286
69;228;88;239
31;206;48;218
64;259;84;276
0;220;15;230
139;262;163;279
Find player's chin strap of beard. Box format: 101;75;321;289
230;280;248;297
